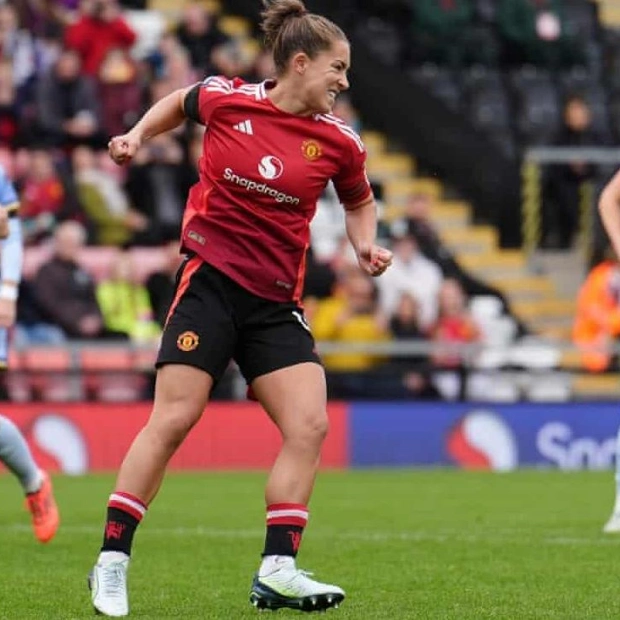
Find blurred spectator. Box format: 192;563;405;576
97;48;142;137
390;292;428;342
311;266;390;372
13;279;66;348
19;0;80;33
0;3;39;92
96;250;160;342
388;292;439;399
72;145;148;245
397;192;528;335
407;0;496;68
309;184;345;263
431;279;481;400
376;229;443;330
432;278;480;368
160;43;198;93
245;48;276;82
573;255;620;372
175;3;230;75
33;220;124;339
497;0;582;69
124;134;191;244
146;239;184;328
543;96;606;249
36;47;101;148
0;60;20;148
19;149;68;244
65;0;136;76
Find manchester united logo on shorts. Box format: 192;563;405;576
301;140;322;161
177;331;199;352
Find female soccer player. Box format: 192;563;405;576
0;167;59;544
89;0;392;615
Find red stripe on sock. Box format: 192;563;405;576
108;500;144;521
267;516;308;527
267;503;307;512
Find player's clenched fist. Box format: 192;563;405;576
357;243;393;277
108;133;141;165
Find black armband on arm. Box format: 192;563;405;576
184;84;202;124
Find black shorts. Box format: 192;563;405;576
156;256;321;383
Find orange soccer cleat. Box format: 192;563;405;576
25;471;60;543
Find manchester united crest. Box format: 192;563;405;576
177;331;200;352
301;140;322;162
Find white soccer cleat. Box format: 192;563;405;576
250;558;345;612
88;552;130;617
603;512;620;534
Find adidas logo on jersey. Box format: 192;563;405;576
233;120;253;135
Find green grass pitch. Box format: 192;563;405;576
1;470;620;619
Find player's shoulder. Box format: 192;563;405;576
200;75;264;101
314;113;365;153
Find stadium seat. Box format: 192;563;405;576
355;17;403;67
408;64;462;113
133;346;158;371
562;0;601;45
462;67;515;151
22;348;81;401
4;350;31;402
473;0;497;24
509;67;561;145
79;347;146;402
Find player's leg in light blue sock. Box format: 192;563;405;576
0;414;42;493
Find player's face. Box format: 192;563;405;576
302;39;350;114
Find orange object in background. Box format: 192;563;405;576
573;260;620;371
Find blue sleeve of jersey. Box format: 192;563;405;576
1;217;23;284
0;167;19;211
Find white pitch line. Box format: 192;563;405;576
5;524;620;545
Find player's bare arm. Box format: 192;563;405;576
599;168;620;257
344;195;393;277
108;86;193;166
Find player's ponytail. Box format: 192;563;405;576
260;0;347;75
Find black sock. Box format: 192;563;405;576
263;524;304;557
262;503;308;558
100;492;147;556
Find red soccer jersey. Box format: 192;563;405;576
182;75;372;302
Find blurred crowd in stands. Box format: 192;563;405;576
361;0;617;253
1;0;614;401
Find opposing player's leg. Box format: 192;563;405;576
603;425;620;533
0;414;59;543
248;363;345;612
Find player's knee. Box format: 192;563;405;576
291;410;329;446
147;407;201;450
